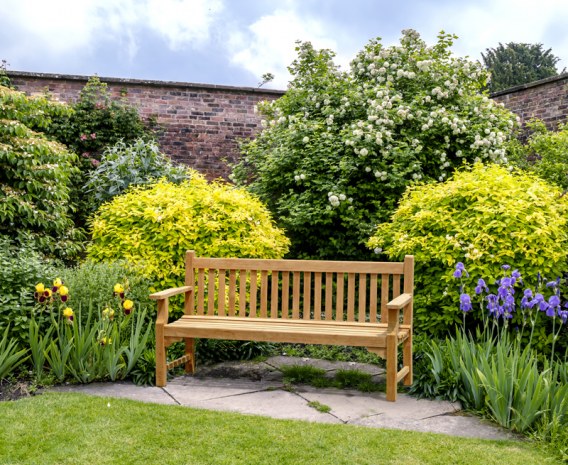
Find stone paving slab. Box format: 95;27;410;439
179;388;342;423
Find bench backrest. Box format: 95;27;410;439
184;251;414;325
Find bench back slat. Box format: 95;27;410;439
314;273;322;320
358;274;367;323
303;272;311;320
369;274;378;322
184;251;413;325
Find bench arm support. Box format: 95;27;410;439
386;293;413;333
150;286;194;325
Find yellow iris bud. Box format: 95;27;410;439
63;307;74;318
58;285;69;296
35;283;45;293
53;278;62;288
102;307;115;319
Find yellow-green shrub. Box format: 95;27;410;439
368;163;568;336
87;174;290;298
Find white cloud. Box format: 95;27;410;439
228;9;345;88
1;0;223;62
145;0;223;50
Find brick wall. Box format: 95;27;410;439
7;71;568;179
491;73;568;130
6;71;284;180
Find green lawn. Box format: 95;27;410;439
0;393;560;465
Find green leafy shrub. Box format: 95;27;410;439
83;138;189;212
368;163;568;336
0;235;60;345
0;85;84;259
233;30;518;260
46;76;153;163
509;120;568;190
87;174;290;311
57;261;154;321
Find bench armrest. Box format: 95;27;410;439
386;293;412;310
149;286;193;301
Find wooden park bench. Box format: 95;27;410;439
150;251;414;401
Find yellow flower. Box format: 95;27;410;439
102;307;115;320
114;283;124;294
53;278;62;288
100;337;112;346
63;307;74;318
35;283;45;293
123;300;134;311
58;285;69;296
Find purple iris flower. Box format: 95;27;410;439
486;294;499;316
460;293;473;313
475;278;489;295
453;262;469;279
521;289;534;309
558;309;568;324
501;264;511;270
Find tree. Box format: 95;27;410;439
232;30;518;260
482;42;563;92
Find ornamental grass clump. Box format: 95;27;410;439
416;262;568;437
87;174;290;310
368;163;568;338
29;278;151;384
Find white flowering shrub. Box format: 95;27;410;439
232;30;518;259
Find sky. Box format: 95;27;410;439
1;0;567;90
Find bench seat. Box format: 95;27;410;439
165;315;411;347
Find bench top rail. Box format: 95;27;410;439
192;256;404;274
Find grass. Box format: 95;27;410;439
281;365;384;392
0;392;561;465
307;400;332;413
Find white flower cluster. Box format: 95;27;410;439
327;192;352;207
294;173;306;182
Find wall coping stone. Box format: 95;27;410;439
491;72;568;98
6;70;286;96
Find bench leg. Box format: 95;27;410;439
386;333;398;402
403;333;413;386
184;338;196;374
156;324;167;387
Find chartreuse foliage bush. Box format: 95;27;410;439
0;85;84;259
233;29;518;260
87;174;290;306
83;138;189;212
509;120;568;190
368;163;568;337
